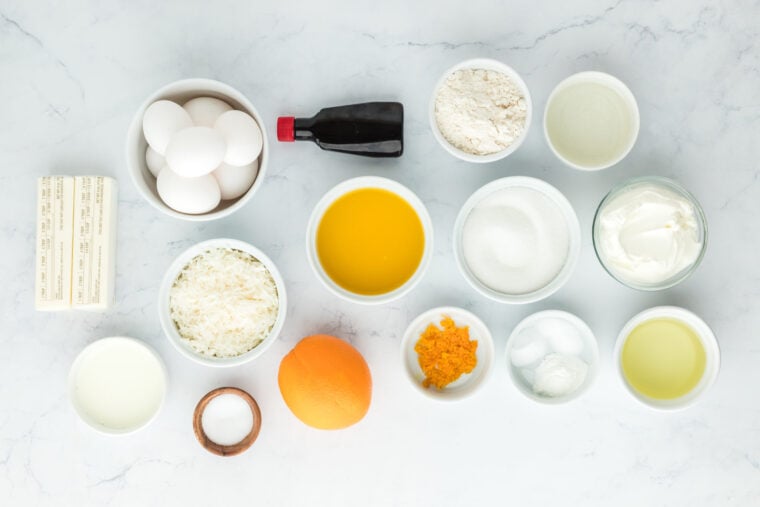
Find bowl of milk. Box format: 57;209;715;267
68;337;167;434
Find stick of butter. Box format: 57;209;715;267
35;176;75;310
72;176;118;310
35;176;118;311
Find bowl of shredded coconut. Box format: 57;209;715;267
159;238;287;367
430;58;532;163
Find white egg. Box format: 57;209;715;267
165;127;226;178
142;100;192;155
156;167;221;215
183;97;232;127
212;160;259;200
145;146;165;178
214;110;263;166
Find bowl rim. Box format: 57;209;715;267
68;336;168;435
613;306;721;411
400;306;495;401
158;238;288;367
592;175;708;291
429;58;533;163
126;78;268;222
504;309;599;405
453;176;581;304
305;176;434;305
543;70;640;171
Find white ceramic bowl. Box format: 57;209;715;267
126;78;268;221
158;238;287;367
69;336;167;435
429;58;532;163
505;310;599;404
453;176;581;304
401;306;494;401
614;306;720;410
306;176;433;305
544;71;639;171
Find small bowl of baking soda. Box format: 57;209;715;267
505;310;599;404
429;58;532;163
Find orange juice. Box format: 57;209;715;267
316;188;424;295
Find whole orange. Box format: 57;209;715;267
278;334;372;430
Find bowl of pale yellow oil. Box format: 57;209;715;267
306;176;433;304
614;306;720;410
544;71;639;171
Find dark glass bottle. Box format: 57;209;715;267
277;102;403;157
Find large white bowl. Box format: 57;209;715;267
158;238;287;367
401;306;494;401
614;306;720;410
453;176;581;304
126;78;268;221
429;58;532;163
306;176;433;305
505;310;599;404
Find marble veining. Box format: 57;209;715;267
1;0;759;505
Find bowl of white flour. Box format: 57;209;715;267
430;58;532;163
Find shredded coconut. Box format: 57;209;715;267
435;68;527;156
169;248;279;358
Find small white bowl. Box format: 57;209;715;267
401;306;494;401
544;71;639;171
158;238;287;367
614;306;720;410
126;78;268;221
306;176;433;305
505;310;599;404
429;58;532;163
69;336;167;435
453;176;581;304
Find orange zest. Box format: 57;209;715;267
414;316;478;390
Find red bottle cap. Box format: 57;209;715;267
277;117;295;142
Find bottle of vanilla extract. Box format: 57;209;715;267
277;102;403;157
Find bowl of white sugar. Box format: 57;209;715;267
453;177;581;304
430;58;532;163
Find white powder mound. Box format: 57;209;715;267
533;353;588;397
169;248;279;358
435;68;527;156
462;187;569;295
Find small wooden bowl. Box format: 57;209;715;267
193;387;262;457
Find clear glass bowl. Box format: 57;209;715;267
592;176;708;291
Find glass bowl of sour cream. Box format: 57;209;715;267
592;176;708;291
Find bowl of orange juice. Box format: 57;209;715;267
306;176;433;305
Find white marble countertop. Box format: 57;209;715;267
2;0;759;505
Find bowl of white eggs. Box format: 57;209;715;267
126;78;267;221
